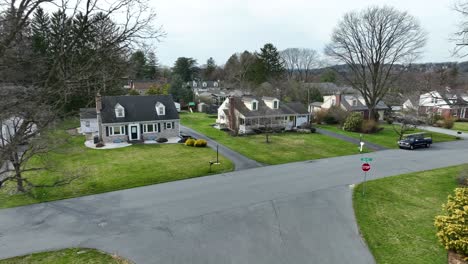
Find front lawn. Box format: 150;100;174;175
181;113;362;165
453;122;468;132
0;132;233;209
353;165;465;264
317;124;458;149
0;248;131;264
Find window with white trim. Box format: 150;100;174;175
156;102;165;116
273;100;279;109
252;101;258;111
352;99;357;106
166;122;172;129
115;104;125;118
110;126;124;135
203;82;207;87
85;121;90;127
143;124;156;133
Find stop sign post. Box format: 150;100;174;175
360;160;372;196
362;163;371;172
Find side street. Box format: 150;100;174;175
1;1;468;263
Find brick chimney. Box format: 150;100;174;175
95;92;102;113
336;92;342;107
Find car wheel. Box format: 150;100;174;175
427;144;431;148
410;145;414;150
425;144;428;148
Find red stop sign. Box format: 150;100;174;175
362;163;371;172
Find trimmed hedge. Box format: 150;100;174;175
194;139;208;147
185;138;195;146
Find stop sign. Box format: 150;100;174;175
362;163;371;172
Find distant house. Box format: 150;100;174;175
81;94;180;143
314;93;388;120
79;108;99;138
418;90;468;119
217;96;310;134
126;80;166;95
187;80;221;91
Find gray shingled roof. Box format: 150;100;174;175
79;108;97;119
230;97;308;117
100;95;179;123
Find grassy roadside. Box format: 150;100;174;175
0;125;233;209
353;165;465;264
453;122;468;132
0;248;131;264
180;112;364;165
317;124;458;149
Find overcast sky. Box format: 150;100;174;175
151;0;464;67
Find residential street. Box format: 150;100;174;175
0;139;467;263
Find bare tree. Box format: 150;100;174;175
280;48;321;82
0;85;83;192
325;6;427;120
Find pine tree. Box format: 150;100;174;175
204;57;216;80
257;43;285;81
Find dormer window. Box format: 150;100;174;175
115;103;125;118
156;102;165;116
203;82;207;87
252;101;258;111
273;100;279;109
214;82;218;87
352;99;357;106
193;82;197;87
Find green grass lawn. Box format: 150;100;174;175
353;165;466;264
0;248;131;264
180;112;363;165
317;124;458;149
453;122;468;132
0;131;233;209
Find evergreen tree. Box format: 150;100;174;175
129;51;147;79
169;74;192;103
172;57;197;82
257;43;285;81
204;57;216;80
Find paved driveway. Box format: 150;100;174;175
0;140;467;263
180;125;262;170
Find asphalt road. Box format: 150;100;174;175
0;140;467;263
180;125;263;170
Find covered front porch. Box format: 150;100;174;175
238;115;310;134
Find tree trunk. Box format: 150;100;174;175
13;163;25;193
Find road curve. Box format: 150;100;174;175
0;140;467;263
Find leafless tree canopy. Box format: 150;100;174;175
325;6;427;120
280;48;321;82
453;1;468;57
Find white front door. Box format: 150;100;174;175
129;124;139;140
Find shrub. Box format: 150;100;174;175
443;117;455;129
185;138;195;146
385;117;394;124
315;110;328;124
156;137;168;143
429;114;443;125
194;139;207;147
434;120;445;127
343;113;363;132
361;120;380;134
310;127;316;133
434;188;468;258
327;106;348;125
323;115;337;124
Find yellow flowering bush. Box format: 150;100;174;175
434;188;468;259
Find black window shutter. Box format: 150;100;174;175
172;122;175;129
158;123;161;132
105;126;109;136
140;124;143;134
124;125;128;135
164;123;166;130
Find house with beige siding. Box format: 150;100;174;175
217;96;310;134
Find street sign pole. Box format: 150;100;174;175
362;171;367;196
